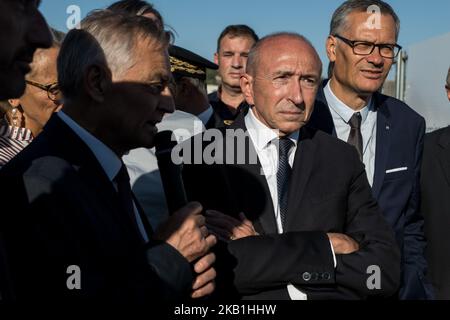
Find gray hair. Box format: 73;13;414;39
246;32;321;76
58;9;166;100
330;0;400;40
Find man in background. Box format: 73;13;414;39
207;24;258;128
421;66;450;299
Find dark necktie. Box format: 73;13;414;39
277;137;294;229
347;112;363;161
114;163;144;241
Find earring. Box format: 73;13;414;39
10;107;20;127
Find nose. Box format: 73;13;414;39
288;79;304;106
231;54;243;69
27;8;53;50
366;47;384;66
161;85;175;114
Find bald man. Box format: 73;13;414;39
182;32;400;300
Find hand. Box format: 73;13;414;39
327;233;359;254
191;252;216;298
154;202;217;262
205;210;258;242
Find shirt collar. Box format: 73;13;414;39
57;111;122;182
324;81;373;124
196;104;214;126
245;107;299;151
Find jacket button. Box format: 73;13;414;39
302;272;311;281
323;272;331;280
311;272;318;281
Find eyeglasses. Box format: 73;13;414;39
25;80;60;102
333;34;402;59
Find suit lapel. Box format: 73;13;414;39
310;80;337;137
228;116;278;234
372;94;391;198
437;128;450;188
285;126;316;230
43;115;144;245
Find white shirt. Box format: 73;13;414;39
245;108;336;300
324;82;377;186
58;111;149;242
123;110;205;229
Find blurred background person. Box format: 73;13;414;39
0;0;52;99
0;40;61;168
207;24;258;128
169;44;218;125
421;66;450;299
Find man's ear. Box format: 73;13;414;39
83;64;111;103
326;35;337;62
214;52;219;65
240;73;255;106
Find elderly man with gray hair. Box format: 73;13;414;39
421;66;450;299
0;9;216;302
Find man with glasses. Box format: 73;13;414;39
309;0;433;299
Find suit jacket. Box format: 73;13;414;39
0;114;193;302
182;114;400;299
421;126;450;299
308;81;433;299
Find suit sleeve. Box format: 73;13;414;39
0;172;193;301
314;149;401;298
399;118;434;299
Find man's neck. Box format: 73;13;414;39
329;78;372;111
219;84;244;111
62;102;125;157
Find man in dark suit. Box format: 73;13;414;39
0;0;52;99
0;10;216;302
421;67;450;299
182;32;400;299
308;0;432;299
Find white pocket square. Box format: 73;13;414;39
386;167;408;174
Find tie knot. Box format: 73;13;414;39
278;137;294;158
348;112;362;129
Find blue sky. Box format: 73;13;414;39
40;0;450;70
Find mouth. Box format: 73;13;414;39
228;72;242;78
360;69;383;79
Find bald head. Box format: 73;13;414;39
246;32;322;77
241;32;322;136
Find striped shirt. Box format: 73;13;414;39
0;120;33;169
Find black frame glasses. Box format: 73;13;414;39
333;34;402;59
25;80;60;102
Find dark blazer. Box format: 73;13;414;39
421;126;450;299
0;114;193;302
309;81;433;299
182;114;400;300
